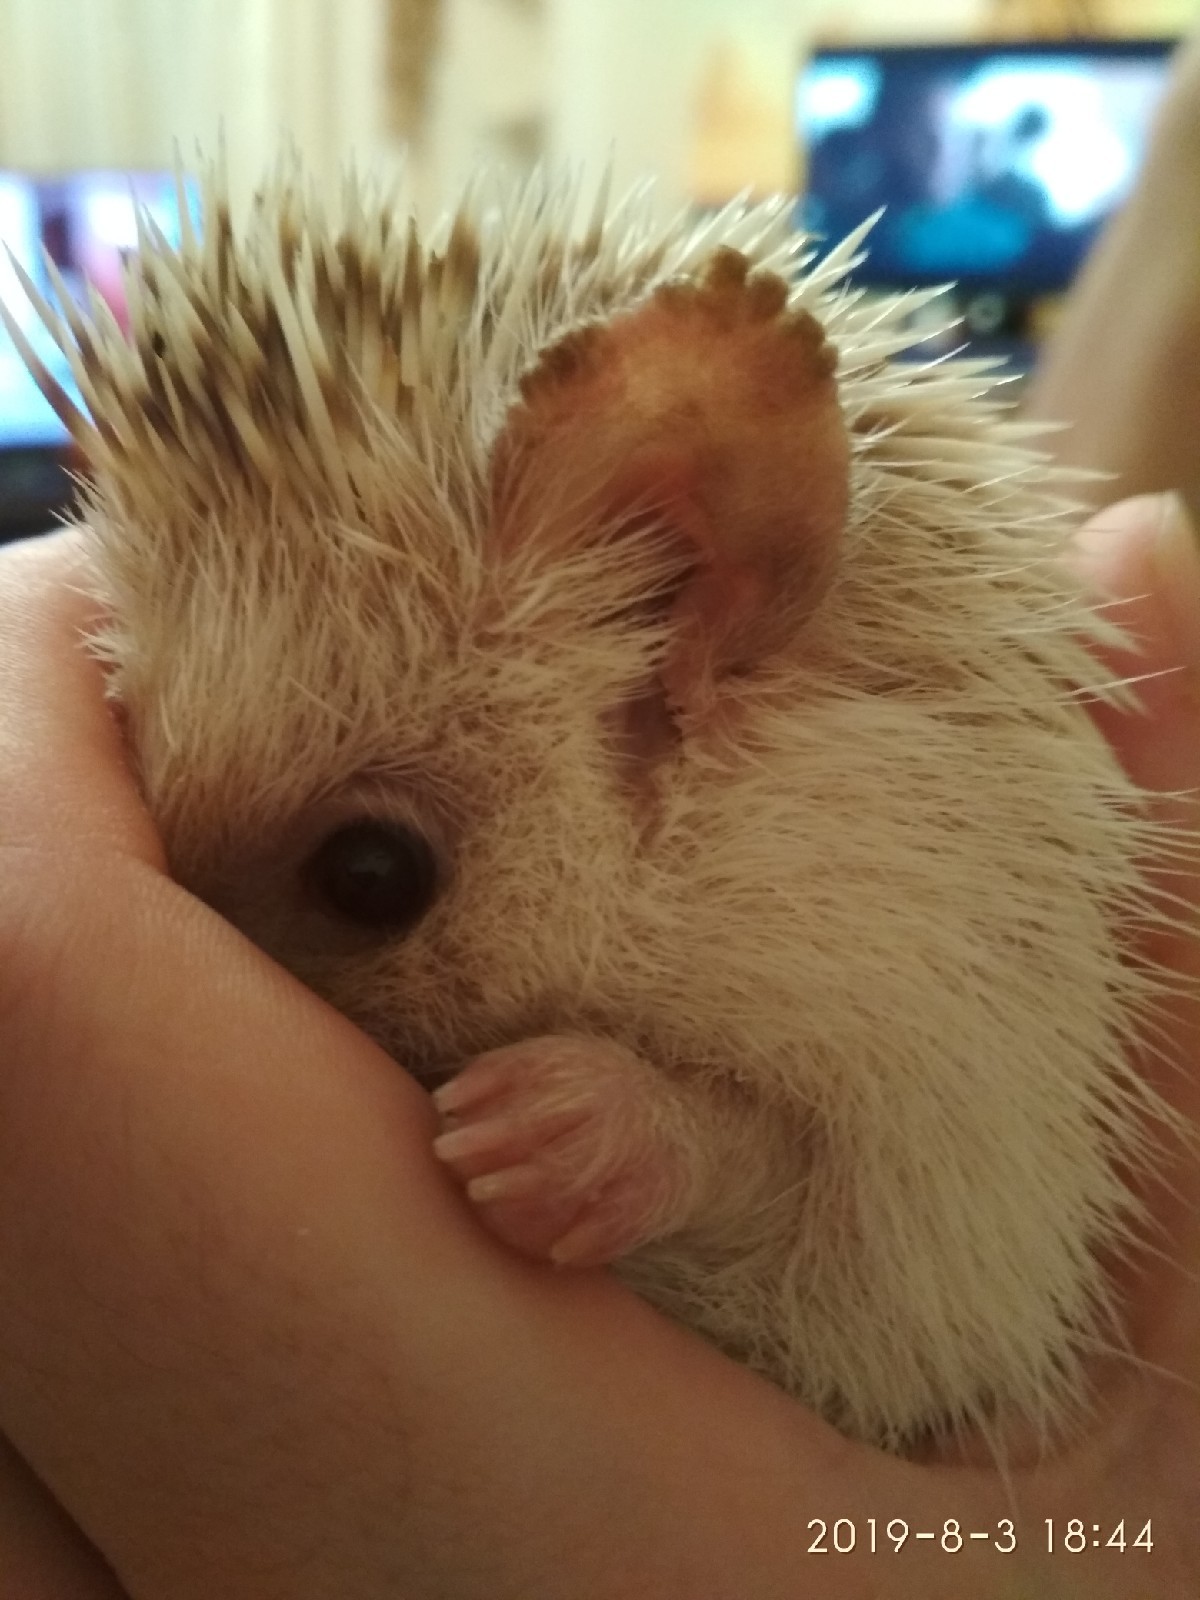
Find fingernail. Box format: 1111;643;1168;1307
432;1121;512;1162
1072;492;1166;601
1151;491;1200;673
1083;491;1167;544
466;1166;543;1204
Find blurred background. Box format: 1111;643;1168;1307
1;0;1197;534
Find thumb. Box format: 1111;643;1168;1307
1074;491;1200;1380
1075;491;1200;799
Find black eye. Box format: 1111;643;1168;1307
304;819;439;932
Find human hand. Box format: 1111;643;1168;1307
1148;22;1200;155
0;502;1196;1600
1022;24;1200;518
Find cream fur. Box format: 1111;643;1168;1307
6;157;1183;1452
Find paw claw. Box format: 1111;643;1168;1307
432;1052;517;1115
466;1163;545;1204
435;1036;691;1265
433;1102;593;1180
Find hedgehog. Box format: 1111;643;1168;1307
3;156;1181;1454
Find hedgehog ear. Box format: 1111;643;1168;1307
489;250;850;723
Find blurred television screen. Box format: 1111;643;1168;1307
0;171;59;451
0;170;199;452
797;38;1175;293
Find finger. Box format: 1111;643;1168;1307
1071;494;1200;1384
0;530;162;866
1074;492;1200;799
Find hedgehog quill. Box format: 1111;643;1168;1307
5;157;1186;1454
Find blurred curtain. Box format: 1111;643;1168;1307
384;0;444;140
979;0;1105;33
0;0;390;209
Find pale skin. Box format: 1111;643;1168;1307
1022;26;1200;520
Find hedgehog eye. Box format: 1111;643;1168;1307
303;819;439;932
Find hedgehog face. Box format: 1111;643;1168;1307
5;167;858;1074
101;456;673;1077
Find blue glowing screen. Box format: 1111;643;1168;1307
797;40;1174;290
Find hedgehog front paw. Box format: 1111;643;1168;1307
431;1035;694;1267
